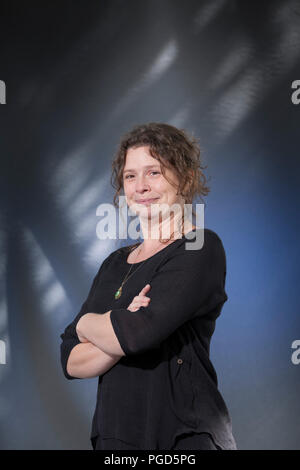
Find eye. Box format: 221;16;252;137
124;171;160;179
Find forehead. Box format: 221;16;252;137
123;146;177;178
124;145;161;166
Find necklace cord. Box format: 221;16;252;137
114;215;187;300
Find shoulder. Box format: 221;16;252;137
95;247;121;272
180;227;225;255
203;228;226;253
162;228;226;270
112;242;140;257
102;242;139;265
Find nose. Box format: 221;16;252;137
134;174;151;194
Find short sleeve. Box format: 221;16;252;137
59;255;111;380
110;230;228;356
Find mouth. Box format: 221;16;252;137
136;198;159;205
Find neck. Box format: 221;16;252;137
138;207;195;253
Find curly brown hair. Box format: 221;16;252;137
111;123;210;213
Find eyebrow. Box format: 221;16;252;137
123;164;161;174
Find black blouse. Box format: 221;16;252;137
60;228;237;450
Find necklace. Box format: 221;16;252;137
114;218;187;300
114;244;147;300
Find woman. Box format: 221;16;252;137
60;122;237;451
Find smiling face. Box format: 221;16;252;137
122;146;183;221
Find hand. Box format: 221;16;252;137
127;284;151;312
76;314;91;343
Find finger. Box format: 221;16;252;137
131;299;150;309
139;284;151;295
137;299;150;306
134;302;149;310
136;297;150;304
127;305;139;312
141;284;151;293
128;295;150;310
134;294;150;302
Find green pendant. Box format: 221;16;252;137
115;287;122;300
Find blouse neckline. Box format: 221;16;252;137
124;228;197;265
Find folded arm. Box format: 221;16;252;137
75;311;125;357
66;341;121;379
75;231;227;357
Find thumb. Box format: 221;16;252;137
140;284;151;295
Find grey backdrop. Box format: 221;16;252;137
0;0;299;449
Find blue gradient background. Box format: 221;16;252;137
0;0;299;449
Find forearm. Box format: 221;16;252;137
76;312;125;357
67;341;122;379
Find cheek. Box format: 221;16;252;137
154;180;167;192
168;190;180;204
123;182;132;195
